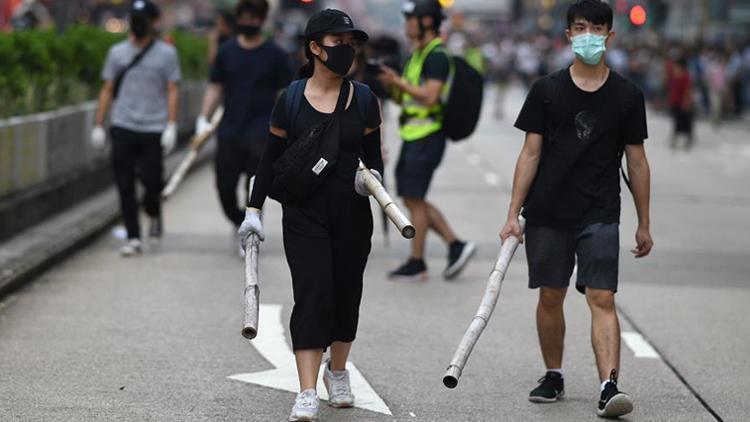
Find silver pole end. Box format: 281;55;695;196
241;326;257;340
443;366;461;389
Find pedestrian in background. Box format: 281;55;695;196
90;0;181;257
500;0;652;418
197;0;293;255
707;52;728;127
207;8;235;65
667;57;695;149
378;0;476;281
238;9;383;421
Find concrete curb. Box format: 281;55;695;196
0;144;215;299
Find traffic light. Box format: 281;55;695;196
629;5;646;26
281;0;315;8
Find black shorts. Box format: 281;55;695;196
395;132;446;199
525;223;619;294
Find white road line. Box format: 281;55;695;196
228;304;392;415
621;331;660;359
484;172;500;186
467;154;481;166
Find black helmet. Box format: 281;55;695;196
131;0;160;19
402;0;444;19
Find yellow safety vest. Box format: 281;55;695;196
400;38;452;142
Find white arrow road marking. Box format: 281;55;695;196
228;304;392;416
621;331;660;359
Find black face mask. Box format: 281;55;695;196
237;24;261;37
130;15;151;39
319;44;355;76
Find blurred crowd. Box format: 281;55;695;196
479;33;750;124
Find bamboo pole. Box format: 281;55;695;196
358;161;415;239
161;106;224;200
241;233;260;340
443;217;526;388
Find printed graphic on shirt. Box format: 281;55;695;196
574;110;597;142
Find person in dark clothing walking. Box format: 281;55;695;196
91;0;181;257
667;57;695;150
500;1;652;418
237;9;382;422
197;0;293;254
208;8;235;65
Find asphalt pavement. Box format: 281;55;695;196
0;86;748;422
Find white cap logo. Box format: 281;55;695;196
134;0;145;10
342;16;351;25
402;1;416;14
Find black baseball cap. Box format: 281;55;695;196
303;9;368;41
131;0;160;19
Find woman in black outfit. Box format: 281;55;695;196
238;9;383;422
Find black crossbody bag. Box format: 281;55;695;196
269;79;352;203
113;39;156;99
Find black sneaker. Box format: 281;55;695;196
148;216;163;241
443;240;476;280
597;369;633;418
529;371;565;403
388;258;428;281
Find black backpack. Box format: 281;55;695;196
541;68;636;189
443;55;484;142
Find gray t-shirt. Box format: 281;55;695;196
102;39;181;133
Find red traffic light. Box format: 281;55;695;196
629;5;647;26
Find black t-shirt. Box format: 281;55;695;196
210;38;293;142
421;50;450;82
514;68;648;228
270;84;382;192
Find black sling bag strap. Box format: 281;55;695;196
113;39;156;99
269;79;352;203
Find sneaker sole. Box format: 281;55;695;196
120;249;142;257
387;271;429;282
443;242;477;280
529;390;565;403
597;393;633;418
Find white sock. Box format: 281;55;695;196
547;368;563;378
600;379;611;391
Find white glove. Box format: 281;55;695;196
195;115;211;137
90;125;107;150
355;169;382;197
238;207;264;250
161;121;177;155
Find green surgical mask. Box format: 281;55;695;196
571;33;607;65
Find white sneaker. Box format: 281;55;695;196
289;389;319;421
119;239;142;257
323;360;354;408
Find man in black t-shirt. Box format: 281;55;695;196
500;1;652;418
196;0;293;254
